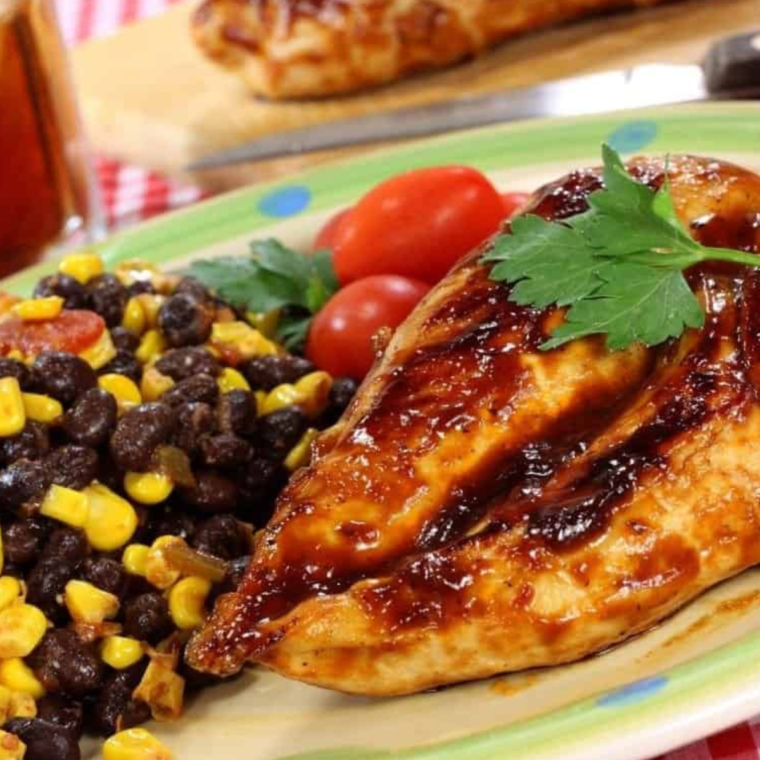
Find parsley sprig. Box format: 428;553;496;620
189;239;339;351
483;145;760;351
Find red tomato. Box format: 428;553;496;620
332;166;505;286
306;275;430;379
312;208;353;251
501;191;531;218
0;310;105;357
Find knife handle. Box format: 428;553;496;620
703;30;760;95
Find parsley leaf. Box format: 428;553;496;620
189;238;339;352
484;145;760;351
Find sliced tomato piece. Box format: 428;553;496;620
0;310;106;357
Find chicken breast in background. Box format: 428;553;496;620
186;155;760;696
192;0;676;99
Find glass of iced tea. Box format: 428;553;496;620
0;0;104;278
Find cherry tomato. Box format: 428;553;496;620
312;208;353;251
0;310;105;357
332;166;505;286
501;192;531;218
306;275;430;379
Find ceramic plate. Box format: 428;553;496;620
5;102;760;760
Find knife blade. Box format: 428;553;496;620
188;30;760;171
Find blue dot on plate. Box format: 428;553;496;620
258;185;312;218
597;676;667;707
607;121;659;153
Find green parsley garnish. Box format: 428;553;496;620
189;238;339;351
483;145;760;351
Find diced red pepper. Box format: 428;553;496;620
0;309;105;357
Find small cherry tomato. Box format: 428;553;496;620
313;208;353;251
0;309;105;357
501;192;531;218
332;166;505;286
306;275;430;379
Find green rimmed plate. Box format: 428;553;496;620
6;102;760;760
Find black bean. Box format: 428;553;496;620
3;518;50;566
33;274;89;310
191;515;249;560
0;357;32;389
28;629;103;697
122;593;173;644
172;402;216;459
216;389;257;437
218;555;250;595
143;508;195;544
329;376;358;414
0;422;50;465
36;696;83;737
161;374;218;407
0;459;50;512
27;561;74;622
80;557;127;598
200;433;252;469
110;403;174;471
62;388;117;448
234;458;287;523
41;528;89;565
126;280;156;297
3;718;80;760
46;445;99;490
158;293;213;347
155;347;220;381
256;407;308;458
173;276;212;303
98;350;142;384
31;352;97;406
91;663;150;737
109;326;139;353
87;273;127;327
240;354;315;391
180;470;238;514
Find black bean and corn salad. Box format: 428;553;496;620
0;252;358;760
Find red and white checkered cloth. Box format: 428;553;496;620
53;1;760;758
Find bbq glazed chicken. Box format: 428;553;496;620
192;0;677;99
186;155;760;696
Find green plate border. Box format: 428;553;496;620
5;102;760;760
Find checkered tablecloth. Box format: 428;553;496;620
53;1;760;758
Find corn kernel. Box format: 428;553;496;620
0;532;3;576
217;367;250;394
133;659;185;722
124;472;174;505
0;603;47;658
101;636;144;670
98;374;142;413
0;728;25;760
22;393;63;424
59;251;104;284
11;296;63;322
0;659;44;699
254;390;267;414
168;577;211;630
40;485;89;528
79;328;117;370
0;293;20;317
144;536;185;590
140;367;174;402
295;371;332;415
83;483;138;551
284;428;320;471
65;580;119;624
0;378;25;438
122;297;146;336
136;330;167;365
210;321;278;359
0;689;12;725
122;544;150;576
135;294;165;328
115;259;160;287
8;690;36;719
4;350;24;364
0;578;21;612
260;383;301;416
245;309;279;338
103;728;173;760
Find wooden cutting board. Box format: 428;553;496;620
71;0;759;192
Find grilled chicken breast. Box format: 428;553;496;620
187;155;760;696
192;0;676;99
